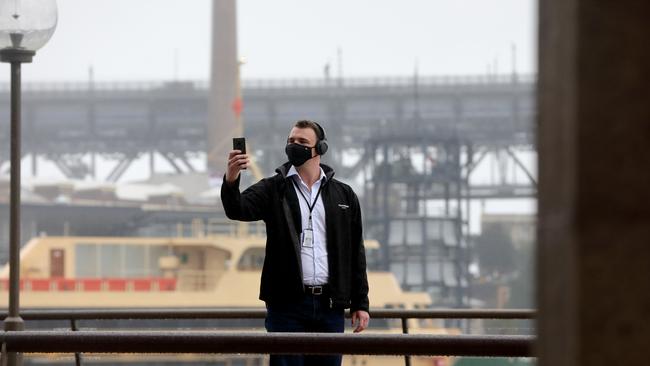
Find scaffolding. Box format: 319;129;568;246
363;130;471;307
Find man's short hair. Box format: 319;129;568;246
293;120;324;141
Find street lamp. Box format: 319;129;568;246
0;0;57;363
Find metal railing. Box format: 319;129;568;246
4;308;535;321
0;74;537;92
1;308;535;366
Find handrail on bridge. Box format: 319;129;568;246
0;74;537;92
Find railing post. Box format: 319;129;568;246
1;342;7;366
401;318;411;366
70;319;82;366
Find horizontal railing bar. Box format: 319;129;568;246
0;331;534;357
0;308;535;321
0;74;536;92
6;308;268;320
371;309;535;319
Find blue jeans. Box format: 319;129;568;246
265;295;345;366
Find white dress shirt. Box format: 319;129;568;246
287;165;329;286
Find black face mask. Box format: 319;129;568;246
285;143;314;167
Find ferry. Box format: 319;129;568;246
0;229;455;365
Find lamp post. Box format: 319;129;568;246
0;1;57;364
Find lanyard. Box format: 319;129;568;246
291;178;324;228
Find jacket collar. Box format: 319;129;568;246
276;162;335;182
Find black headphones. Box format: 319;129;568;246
312;121;329;156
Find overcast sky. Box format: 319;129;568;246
1;0;537;82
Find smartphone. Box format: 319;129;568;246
233;137;246;154
232;137;247;169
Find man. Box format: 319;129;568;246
221;120;370;366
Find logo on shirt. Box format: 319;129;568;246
337;204;349;210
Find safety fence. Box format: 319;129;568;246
0;74;536;92
0;308;536;366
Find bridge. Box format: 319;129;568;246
0;74;536;195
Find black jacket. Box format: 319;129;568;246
220;162;369;312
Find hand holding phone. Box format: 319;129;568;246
226;137;249;183
232;137;247;170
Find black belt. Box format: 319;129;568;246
304;284;329;296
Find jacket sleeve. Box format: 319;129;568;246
220;174;271;222
350;191;370;313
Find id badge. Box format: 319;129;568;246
301;228;314;248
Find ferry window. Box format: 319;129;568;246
180;252;189;264
76;244;98;277
148;246;167;277
124;245;147;277
238;248;265;270
99;244;122;277
76;243;170;278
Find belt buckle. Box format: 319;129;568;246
311;286;323;295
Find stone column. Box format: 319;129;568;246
537;0;650;365
207;0;240;181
